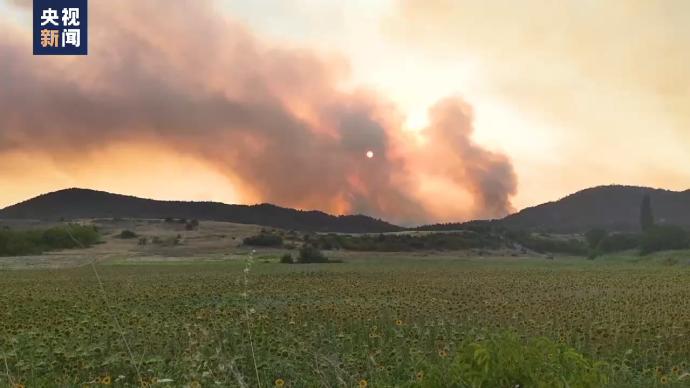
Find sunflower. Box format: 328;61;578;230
395;319;403;326
660;375;669;385
275;378;285;387
358;379;368;388
416;371;424;381
438;349;448;358
101;375;112;385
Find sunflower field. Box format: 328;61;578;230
1;255;689;387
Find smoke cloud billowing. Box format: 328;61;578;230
387;0;690;206
0;0;517;224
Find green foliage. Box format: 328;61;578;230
313;231;503;252
585;228;608;249
597;233;640;253
588;231;640;258
298;244;328;263
119;229;138;239
2;259;690;386
584;226;690;257
507;230;588;256
0;224;100;256
640;194;654;232
280;253;294;264
150;235;181;246
422;331;609;387
640;225;689;255
243;232;283;247
585;229;609;258
311;230;597;256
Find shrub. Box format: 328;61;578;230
119;230;138;239
41;228;73;248
0;225;100;256
585;228;608;249
69;225;100;243
511;233;588;256
243;233;283;247
298;244;328;263
422;331;609;387
185;219;199;231
280;253;294;264
640;225;689;255
589;231;639;258
150;235;181;246
314;232;503;252
597;233;640;253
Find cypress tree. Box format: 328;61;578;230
640;194;654;232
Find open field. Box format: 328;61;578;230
0;219;263;270
2;251;690;387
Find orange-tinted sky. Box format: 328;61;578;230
1;0;689;225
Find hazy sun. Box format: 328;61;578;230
366;150;374;159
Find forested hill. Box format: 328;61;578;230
417;185;690;233
0;188;402;233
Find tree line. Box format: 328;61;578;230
0;224;100;256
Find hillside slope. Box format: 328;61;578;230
501;185;690;232
415;185;690;233
0;188;401;233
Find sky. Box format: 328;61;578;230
1;0;689;225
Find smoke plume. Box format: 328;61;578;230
0;0;517;224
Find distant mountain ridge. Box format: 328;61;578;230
417;185;690;233
500;185;690;232
0;188;401;233
3;185;690;233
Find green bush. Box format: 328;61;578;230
509;231;588;256
585;228;608;249
280;253;294;264
313;231;503;252
597;233;640;253
311;230;594;255
298;244;328;263
640;225;689;255
589;232;640;258
0;225;100;256
422;331;609;387
119;230;138;239
150;235;181;246
243;232;283;247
